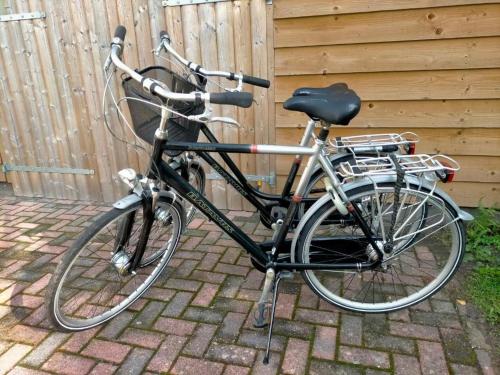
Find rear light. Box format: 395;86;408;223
407;142;416;155
436;162;455;183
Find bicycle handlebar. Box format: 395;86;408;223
110;25;254;109
158;30;270;89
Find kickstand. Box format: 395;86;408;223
263;273;283;365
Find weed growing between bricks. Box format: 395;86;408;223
0;196;498;374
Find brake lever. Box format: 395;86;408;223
188;107;240;128
226;74;243;93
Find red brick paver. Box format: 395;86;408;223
0;196;497;374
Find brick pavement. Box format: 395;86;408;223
0;195;497;375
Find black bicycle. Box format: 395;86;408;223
46;26;472;364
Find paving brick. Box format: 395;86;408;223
132;300;164;328
206;342;256;367
474;349;495;375
390;322;440;341
237;331;286;352
7;294;44;309
281;338;309;375
220;248;241;264
411;311;462;329
252;351;282;375
218;312;246;342
439;327;477;366
223;364;250;375
190;270;226;284
6;366;52;375
21;332;69;367
312;326;336;360
365;332;416;355
275;293;295;320
338;346;390;369
164;278;201;292
161;291;193;317
5;325;49;346
171;356;224;375
214;263;249;277
81;339;131;364
42;352;95;375
22;274;51;295
119;328;165;349
147;335;187;373
450;363;480;375
115;347;154;375
418;340;449;375
394;354;422;375
88;363;117;375
196;253;221;271
60;327;100;353
191;283;219;306
309;360;362;375
183;307;225;324
219;275;245;298
295;309;339;325
182;323;217;357
0;344;32;375
98;311;135;339
213;297;252;314
154;317;196;336
339;314;363;346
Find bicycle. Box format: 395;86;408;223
46;26;473;364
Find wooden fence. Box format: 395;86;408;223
1;0;499;208
0;0;273;210
273;0;500;207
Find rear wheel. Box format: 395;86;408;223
46;195;183;331
296;182;465;313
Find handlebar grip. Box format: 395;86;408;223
242;74;270;88
210;92;253;108
114;25;127;41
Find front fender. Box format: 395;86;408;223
290;175;472;262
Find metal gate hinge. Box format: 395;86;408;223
206;171;276;186
1;164;94;175
0;12;46;22
163;0;230;6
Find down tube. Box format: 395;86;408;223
159;160;268;266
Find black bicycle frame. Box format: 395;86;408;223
152;136;380;272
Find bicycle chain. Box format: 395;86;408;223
383;154;405;254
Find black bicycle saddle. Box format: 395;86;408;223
283;83;361;125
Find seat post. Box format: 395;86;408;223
317;120;332;142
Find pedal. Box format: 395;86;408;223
253;302;270;328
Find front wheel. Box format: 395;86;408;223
46;195;184;331
296;182;466;313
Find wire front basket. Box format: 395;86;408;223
122;66;205;156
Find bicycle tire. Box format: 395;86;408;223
46;195;183;331
296;181;465;313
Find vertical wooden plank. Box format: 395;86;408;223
164;5;185;75
199;3;226;207
0;152;6;183
215;2;242;210
32;1;77;198
233;0;256;211
181;5;215;207
250;0;270;192
266;0;276;194
82;0;131;201
148;0;167;66
116;0;143;176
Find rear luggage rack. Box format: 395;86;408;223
338;154;460;178
329;132;419;154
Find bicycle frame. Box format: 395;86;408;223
148;117;383;272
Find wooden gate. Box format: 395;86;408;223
0;0;274;210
